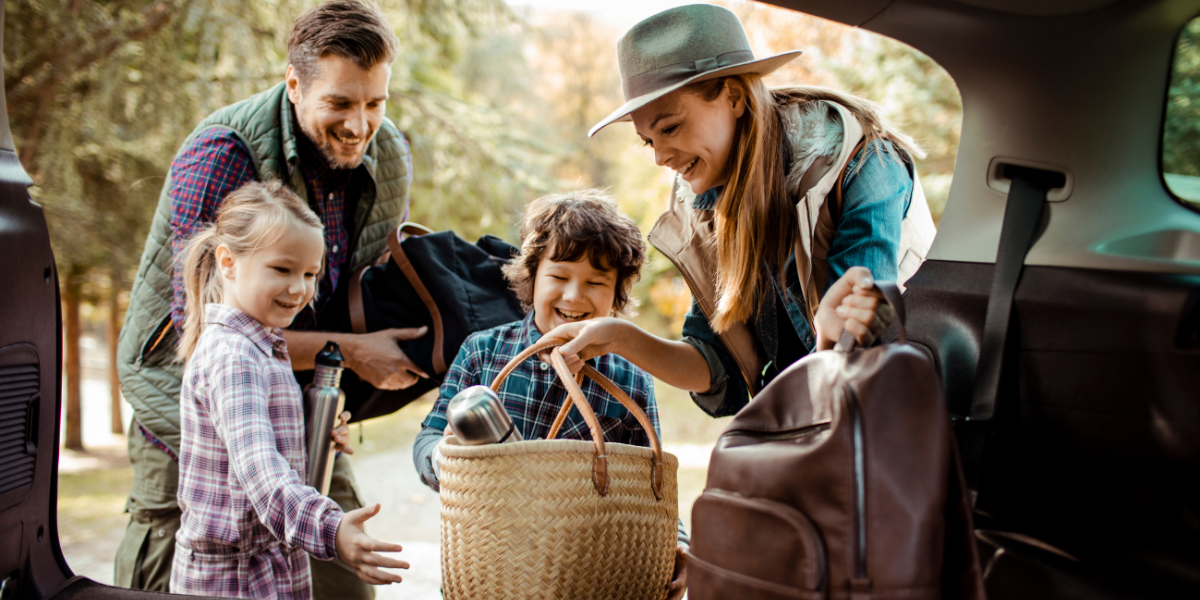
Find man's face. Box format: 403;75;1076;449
286;54;391;169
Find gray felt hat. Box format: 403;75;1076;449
588;3;801;137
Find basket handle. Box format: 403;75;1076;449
489;338;665;500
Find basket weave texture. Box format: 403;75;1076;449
438;343;679;600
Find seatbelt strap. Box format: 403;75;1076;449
967;166;1061;421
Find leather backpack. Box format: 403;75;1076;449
686;283;984;600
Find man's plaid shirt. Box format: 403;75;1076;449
423;311;659;445
173;304;341;600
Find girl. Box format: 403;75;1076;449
171;180;407;599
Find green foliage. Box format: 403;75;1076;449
1164;17;1200;205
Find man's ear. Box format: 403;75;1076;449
285;64;302;105
216;244;237;281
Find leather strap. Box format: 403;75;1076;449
546;371;585;440
967;167;1057;421
385;225;446;374
489;337;666;499
347;222;434;336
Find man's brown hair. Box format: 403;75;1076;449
503;190;646;316
287;1;399;87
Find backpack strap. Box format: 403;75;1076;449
386;226;446;374
832;138;868;225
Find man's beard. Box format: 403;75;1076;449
301;121;367;170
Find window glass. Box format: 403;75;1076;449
1163;16;1200;211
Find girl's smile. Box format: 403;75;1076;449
217;225;326;330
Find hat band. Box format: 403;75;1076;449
622;49;756;101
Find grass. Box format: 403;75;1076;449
57;466;135;547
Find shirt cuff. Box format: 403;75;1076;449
318;500;344;561
682;336;729;415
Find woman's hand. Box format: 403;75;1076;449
814;267;895;350
545;317;631;374
331;411;353;455
666;545;688;599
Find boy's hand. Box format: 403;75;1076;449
335;503;409;585
814;267;895;350
331;411;353;455
547;317;629;374
666;545;688;599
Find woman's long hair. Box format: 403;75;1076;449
684;74;925;333
177;180;324;360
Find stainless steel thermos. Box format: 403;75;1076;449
446;385;523;445
303;341;346;496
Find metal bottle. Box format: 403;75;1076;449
303;341;346;496
446;385;523;445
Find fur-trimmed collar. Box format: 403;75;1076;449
778;100;844;198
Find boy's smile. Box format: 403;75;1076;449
532;253;618;335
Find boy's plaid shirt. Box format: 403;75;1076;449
423;311;659;445
174;304;341;599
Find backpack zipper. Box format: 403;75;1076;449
847;384;867;580
721;422;831;442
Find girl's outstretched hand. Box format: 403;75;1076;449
335;503;409;585
814;267;895;350
545;317;630;374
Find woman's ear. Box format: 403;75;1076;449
215;244;237;281
725;79;747;119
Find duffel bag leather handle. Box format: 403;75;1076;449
386;225;446;374
835;279;907;351
347;221;437;338
489;337;666;500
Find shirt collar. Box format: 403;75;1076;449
204;304;288;360
693;185;723;210
520;310;542;349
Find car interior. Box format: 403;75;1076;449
2;0;1199;598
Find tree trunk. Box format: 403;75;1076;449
109;277;123;435
63;271;84;451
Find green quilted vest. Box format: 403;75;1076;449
116;82;412;456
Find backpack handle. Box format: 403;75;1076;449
834;279;907;351
489;337;665;500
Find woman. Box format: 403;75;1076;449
552;3;932;417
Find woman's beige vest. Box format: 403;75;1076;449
647;100;936;395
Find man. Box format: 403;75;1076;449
114;3;425;598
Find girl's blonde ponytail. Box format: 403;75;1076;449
178;226;222;360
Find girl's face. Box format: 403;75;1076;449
218;225;325;330
532;252;618;335
631;81;746;195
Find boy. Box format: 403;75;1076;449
412;189;657;485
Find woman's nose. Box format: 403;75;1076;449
654;147;667;167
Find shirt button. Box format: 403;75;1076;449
332;245;339;253
328;193;334;200
540;362;549;371
157;529;166;538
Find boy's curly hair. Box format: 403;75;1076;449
502;189;646;316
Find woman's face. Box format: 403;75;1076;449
632;81;745;195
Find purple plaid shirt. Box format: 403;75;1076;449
423;311;659;446
172;304;342;600
167;127;412;334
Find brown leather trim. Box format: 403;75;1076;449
348;266;369;335
386;228;446;374
546;372;584;440
489;338;666;499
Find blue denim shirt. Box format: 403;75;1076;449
681;140;914;416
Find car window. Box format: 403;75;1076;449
1163;15;1200;211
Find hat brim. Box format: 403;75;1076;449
588;50;802;138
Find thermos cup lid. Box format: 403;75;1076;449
447;385;518;445
316;341;344;368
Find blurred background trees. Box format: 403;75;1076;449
4;0;962;448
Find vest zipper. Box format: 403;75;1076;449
133;315;172;369
847;384;867;580
721;422;830;442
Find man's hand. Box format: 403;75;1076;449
331;411;353;455
344;327;430;390
814;267;895;350
334;503;409;585
666;545;687;600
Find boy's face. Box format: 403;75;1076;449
532;252;618;335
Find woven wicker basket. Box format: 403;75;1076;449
438;340;679;600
